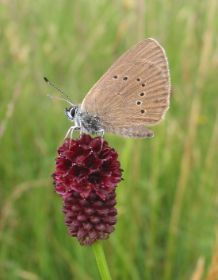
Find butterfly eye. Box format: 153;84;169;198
65;107;76;120
113;75;118;79
70;107;76;118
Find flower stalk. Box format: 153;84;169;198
93;242;112;280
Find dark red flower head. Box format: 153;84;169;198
53;134;123;245
53;134;122;200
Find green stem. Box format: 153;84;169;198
92;242;112;280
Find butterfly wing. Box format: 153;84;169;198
80;38;170;137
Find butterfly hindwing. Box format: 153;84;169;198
81;38;170;137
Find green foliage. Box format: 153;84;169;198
0;0;218;279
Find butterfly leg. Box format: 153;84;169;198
97;129;105;138
80;127;85;136
70;126;80;139
64;125;80;139
97;129;105;151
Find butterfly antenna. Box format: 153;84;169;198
43;77;74;105
46;94;75;106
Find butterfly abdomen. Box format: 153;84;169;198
80;112;103;134
105;125;154;138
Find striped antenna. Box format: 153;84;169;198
43;77;74;106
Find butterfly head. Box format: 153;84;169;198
65;106;78;121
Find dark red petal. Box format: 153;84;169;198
89;137;103;153
63;190;117;245
79;134;92;145
53;134;122;200
84;153;101;170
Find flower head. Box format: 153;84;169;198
64;190;117;245
53;134;122;245
53;134;122;200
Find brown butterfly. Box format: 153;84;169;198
45;38;171;138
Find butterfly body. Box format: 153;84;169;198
79;110;104;135
63;38;171;138
65;105;154;138
65;106;104;136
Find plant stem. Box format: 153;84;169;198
92;242;112;280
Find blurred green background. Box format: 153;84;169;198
0;0;218;279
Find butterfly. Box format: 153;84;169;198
45;38;171;138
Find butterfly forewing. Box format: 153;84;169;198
81;38;170;137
